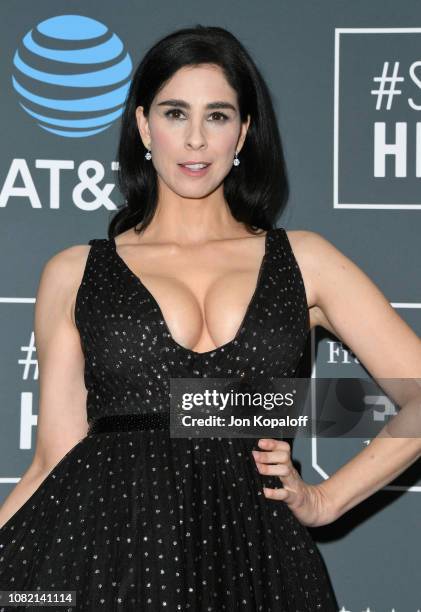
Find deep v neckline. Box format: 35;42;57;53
109;228;273;357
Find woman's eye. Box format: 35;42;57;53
164;109;228;122
209;112;228;121
165;109;185;120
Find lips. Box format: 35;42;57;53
177;162;212;176
178;162;211;168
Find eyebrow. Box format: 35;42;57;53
156;98;237;112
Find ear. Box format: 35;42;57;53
236;114;251;154
135;106;151;148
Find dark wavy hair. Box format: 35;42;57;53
108;24;289;239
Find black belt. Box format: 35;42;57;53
87;412;170;434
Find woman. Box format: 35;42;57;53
1;24;420;611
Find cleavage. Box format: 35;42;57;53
115;234;267;353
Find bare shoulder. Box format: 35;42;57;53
286;229;421;380
285;227;370;294
285;229;338;280
285;229;349;333
39;244;92;326
41;244;91;290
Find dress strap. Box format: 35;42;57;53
267;226;310;335
88;238;108;246
74;239;108;329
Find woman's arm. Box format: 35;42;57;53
0;245;91;529
319;423;421;522
301;231;421;522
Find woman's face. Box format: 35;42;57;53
135;63;250;199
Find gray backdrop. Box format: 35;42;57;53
1;2;420;610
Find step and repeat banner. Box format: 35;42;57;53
1;2;420;610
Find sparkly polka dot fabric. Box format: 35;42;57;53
0;227;338;611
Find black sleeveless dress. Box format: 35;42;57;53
0;227;338;611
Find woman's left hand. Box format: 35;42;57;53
252;438;335;527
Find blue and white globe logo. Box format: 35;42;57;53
12;15;132;138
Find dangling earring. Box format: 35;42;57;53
233;151;240;166
145;145;152;160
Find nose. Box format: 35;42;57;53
184;118;207;150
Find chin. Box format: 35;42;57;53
169;177;215;195
175;188;214;200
